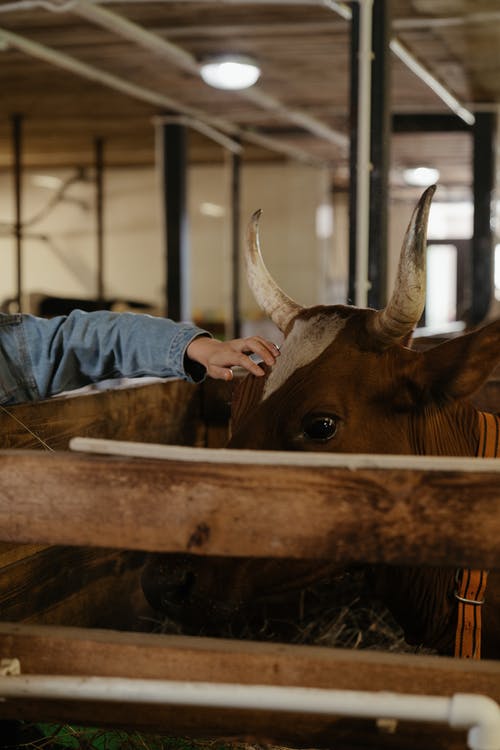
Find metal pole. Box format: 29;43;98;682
354;0;373;308
229;147;241;339
159;123;189;321
94;137;105;303
11;114;23;312
348;0;374;308
367;0;390;309
348;2;359;305
471;111;496;325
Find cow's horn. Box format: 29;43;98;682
246;209;303;332
370;184;436;345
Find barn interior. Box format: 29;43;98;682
0;1;500;747
0;0;499;334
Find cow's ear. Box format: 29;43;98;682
420;320;500;401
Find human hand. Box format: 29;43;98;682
186;335;280;381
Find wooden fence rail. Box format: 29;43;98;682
0;441;498;568
1;622;500;747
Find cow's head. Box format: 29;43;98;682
229;186;500;456
142;188;500;655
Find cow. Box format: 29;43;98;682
142;186;500;658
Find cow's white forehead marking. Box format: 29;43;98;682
262;313;347;401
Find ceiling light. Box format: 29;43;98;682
200;202;225;218
200;55;261;91
31;174;64;189
403;167;440;187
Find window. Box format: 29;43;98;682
426;244;457;326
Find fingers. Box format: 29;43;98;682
208;353;264;380
201;336;281;381
233;336;280;367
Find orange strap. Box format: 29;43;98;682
454;568;488;659
477;411;500;458
454;412;500;659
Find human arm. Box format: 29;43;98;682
0;310;211;404
0;310;279;405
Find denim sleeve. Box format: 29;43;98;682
0;310;211;405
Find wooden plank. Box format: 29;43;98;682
0;543;48;567
0;623;497;745
0;702;469;749
21;566;149;631
0;380;203;451
0;546;146;628
0;450;499;567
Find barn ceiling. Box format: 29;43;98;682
0;0;498;194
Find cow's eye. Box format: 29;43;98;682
302;413;338;442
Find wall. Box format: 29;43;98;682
189;161;337;327
0;161;337;329
0;167;164;310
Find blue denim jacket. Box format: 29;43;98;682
0;310;211;405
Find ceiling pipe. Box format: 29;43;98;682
389;39;475;126
393;11;500;30
0;27;325;165
0;0;474;134
0;676;499;749
61;0;473;127
57;0;349;150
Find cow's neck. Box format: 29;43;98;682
410;401;479;456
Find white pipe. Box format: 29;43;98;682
393;12;500;31
71;0;199;75
389;39;475;126
69;436;500;473
0;676;499;750
354;0;372;308
449;694;500;750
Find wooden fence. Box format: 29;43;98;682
0;376;499;749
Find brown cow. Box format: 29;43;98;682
143;186;500;657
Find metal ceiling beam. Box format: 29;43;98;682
393;114;472;132
471;112;496;326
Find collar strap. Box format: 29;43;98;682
454;411;499;659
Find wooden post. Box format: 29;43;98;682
11;114;23;312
